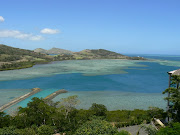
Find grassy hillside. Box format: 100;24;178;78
34;47;73;54
0;44;53;71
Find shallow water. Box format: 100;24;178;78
52;91;166;110
0;89;31;106
0;59;145;81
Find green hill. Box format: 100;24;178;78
54;49;145;60
0;44;53;70
34;47;73;54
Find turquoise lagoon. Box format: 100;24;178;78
1;55;180;113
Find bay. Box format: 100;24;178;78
1;54;180;113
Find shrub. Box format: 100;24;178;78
37;125;54;135
157;122;180;135
74;119;118;135
115;130;131;135
0;126;19;135
89;103;107;117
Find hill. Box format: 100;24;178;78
0;44;53;70
34;47;73;54
54;49;146;60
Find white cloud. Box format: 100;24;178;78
0;16;5;22
40;28;60;34
0;30;44;40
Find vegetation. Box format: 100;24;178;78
74;119;118;135
157;122;180;135
140;75;180;135
34;47;73;55
0;96;159;135
116;130;131;135
0;44;53;71
163;75;180;122
1;93;179;134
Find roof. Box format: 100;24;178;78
168;69;180;75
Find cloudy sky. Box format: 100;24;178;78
0;0;180;54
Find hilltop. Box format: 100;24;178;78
34;47;73;54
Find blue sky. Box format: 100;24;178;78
0;0;180;54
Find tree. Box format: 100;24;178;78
74;119;118;135
89;103;107;117
163;75;180;122
157;122;180;135
148;107;166;119
57;95;80;119
0;112;11;128
17;97;55;127
0;126;19;135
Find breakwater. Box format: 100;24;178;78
0;88;41;112
44;89;68;101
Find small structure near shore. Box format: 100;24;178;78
0;88;41;112
44;89;68;101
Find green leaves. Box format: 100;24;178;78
75;119;118;135
89;103;107;117
157;122;180;135
163;75;180;122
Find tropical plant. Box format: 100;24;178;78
163;75;180;122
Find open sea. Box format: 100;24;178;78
1;54;180;114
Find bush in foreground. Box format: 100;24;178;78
157;122;180;135
74;119;118;135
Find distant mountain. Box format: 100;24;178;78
34;47;73;54
34;48;47;54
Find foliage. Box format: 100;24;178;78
89;103;107;117
115;130;131;135
74;119;118;135
139;124;157;135
0;112;11;128
157;122;180;135
147;107;166;119
16;97;55;127
0;126;19;135
106;109;151;128
0;97;166;134
16;128;36;135
37;125;54;135
57;95;80;119
0;61;34;71
163;75;180;122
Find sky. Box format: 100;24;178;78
0;0;180;54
